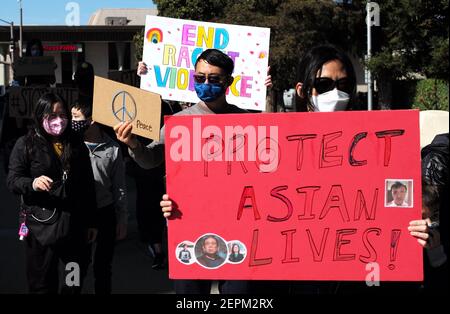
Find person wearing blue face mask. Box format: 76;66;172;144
115;49;271;294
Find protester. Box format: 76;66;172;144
115;49;255;294
71;100;128;294
162;45;358;293
409;133;449;294
294;45;356;113
7;93;97;294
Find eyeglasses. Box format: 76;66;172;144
193;74;226;84
313;77;353;95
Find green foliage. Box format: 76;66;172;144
367;0;449;82
220;0;366;90
152;0;366;91
151;0;448;106
154;0;227;20
412;79;449;111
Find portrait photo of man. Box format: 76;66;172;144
386;180;413;207
195;235;227;269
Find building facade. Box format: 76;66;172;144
0;9;156;88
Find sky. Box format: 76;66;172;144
0;0;156;26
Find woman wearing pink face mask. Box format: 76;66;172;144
7;93;98;294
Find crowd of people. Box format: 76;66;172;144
2;38;448;295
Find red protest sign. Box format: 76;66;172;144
164;110;423;281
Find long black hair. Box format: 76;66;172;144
26;93;72;169
296;45;357;112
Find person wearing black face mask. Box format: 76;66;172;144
71;101;128;294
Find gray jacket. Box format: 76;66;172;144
85;134;128;225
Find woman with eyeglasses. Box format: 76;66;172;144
7;93;98;294
294;45;357;113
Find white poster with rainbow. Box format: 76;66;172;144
140;16;271;111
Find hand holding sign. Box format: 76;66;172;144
137;61;149;77
113;121;139;149
161;194;173;218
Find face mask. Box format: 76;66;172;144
71;119;90;133
42;116;68;137
310;88;350;112
194;82;225;103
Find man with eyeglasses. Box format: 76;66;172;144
114;49;260;294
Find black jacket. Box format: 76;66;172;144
7;131;97;229
422;133;449;249
421;133;449;293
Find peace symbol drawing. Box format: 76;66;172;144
111;91;137;122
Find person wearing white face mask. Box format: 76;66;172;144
294;45;356;113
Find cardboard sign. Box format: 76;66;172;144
14;57;56;77
8;87;79;119
141;16;270;111
164;110;423;281
93;76;161;141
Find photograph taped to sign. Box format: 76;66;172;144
227;241;247;264
175;236;248;268
93;76;162;141
385;179;414;208
194;233;228;270
176;241;195;265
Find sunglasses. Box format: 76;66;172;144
313;77;353;95
193;74;226;84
